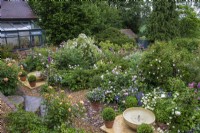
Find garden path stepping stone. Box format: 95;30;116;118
100;115;158;133
7;95;24;106
24;95;42;112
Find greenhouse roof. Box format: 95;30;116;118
1;21;41;32
1;0;37;20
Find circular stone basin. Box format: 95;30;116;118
123;107;155;130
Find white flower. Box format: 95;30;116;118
101;75;104;79
161;94;166;98
175;111;181;116
38;53;41;56
159;60;161;63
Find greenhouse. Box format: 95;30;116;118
0;21;45;50
0;0;45;50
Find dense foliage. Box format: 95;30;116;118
137;123;154;133
102;107;116;121
29;1;121;44
0;60;18;95
95;27;135;46
6;109;48;133
138;41;200;88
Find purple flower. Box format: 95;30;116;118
48;56;51;64
115;95;120;103
138;101;143;106
188;82;195;88
136;92;144;101
167;92;172;97
197;82;200;89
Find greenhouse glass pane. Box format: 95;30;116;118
19;31;30;37
20;36;30;49
6;38;19;49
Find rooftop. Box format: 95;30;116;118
1;0;37;20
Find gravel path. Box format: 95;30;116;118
0;98;12;133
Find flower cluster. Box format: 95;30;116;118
141;88;162;111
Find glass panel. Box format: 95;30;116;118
31;31;42;35
32;36;42;46
6;32;18;38
19;31;30;37
6;38;19;49
20;36;30;49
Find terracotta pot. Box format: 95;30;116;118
104;120;114;128
157;122;169;130
20;76;26;81
91;101;101;111
29;81;36;87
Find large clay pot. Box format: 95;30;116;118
91;101;100;111
29;81;36;87
20;76;26;81
105;120;114;128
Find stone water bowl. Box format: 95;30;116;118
123;107;155;130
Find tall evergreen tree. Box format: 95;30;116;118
147;0;180;41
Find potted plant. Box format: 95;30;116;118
86;87;104;111
28;75;36;87
18;71;27;81
102;107;116;128
137;123;153;133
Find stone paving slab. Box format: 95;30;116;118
100;115;136;133
101;115;158;133
24;95;42;112
7;95;24;106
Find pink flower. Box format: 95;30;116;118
188;82;195;88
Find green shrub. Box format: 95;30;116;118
22;49;48;72
0;45;18;59
154;99;173;123
0;60;18;95
18;70;27;77
125;96;138;108
61;68;98;91
6;109;48;133
138;41;196;88
102;107;116;121
165;77;186;92
87;87;105;103
137;123;153;133
171;38;200;52
28;75;36;82
95;27;135;46
40;84;55;94
57;34;102;69
54;48;85;70
43;91;85;130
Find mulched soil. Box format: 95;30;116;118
0;98;12;133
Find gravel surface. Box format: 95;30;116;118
0;98;12;133
17;86;107;133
